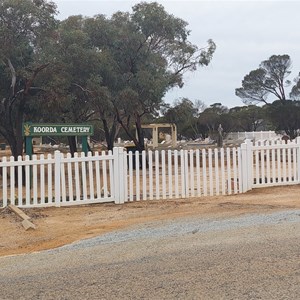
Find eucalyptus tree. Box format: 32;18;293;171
103;2;216;150
46;14;125;151
55;3;216;151
39;2;215;152
235;55;292;105
0;0;57;158
236;55;300;138
41;15;106;153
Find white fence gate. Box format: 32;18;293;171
1;138;300;208
241;138;300;190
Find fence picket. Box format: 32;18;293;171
232;148;238;194
266;148;270;184
66;153;74;202
128;151;134;201
276;148;281;184
32;155;38;205
282;149;287;183
149;150;153;200
180;150;185;198
202;149;207;196
61;154;67;203
108;150;113;200
142;151;147;200
174;150;179;198
17;156;23;206
168;150;173;199
237;148;242;193
81;153;87;201
9;156;15;206
214;148;219;196
190;150;195;197
293;147;297;182
196;150;201;197
74;153;80;201
25;156;31;206
271;142;276;184
135;151;140;201
226;148;231;194
287;148;292;181
88;152;94;201
155;150;160;200
208;148;213;196
184;150;189;197
47;154;53;204
161;150;166;199
94;152;101;200
40;155;45;205
220;148;226;195
2;157;7;207
102;153;108;198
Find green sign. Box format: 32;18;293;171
23;123;94;137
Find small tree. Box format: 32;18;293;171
265;100;300;139
229;105;265;132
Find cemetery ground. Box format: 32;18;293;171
1;184;300;257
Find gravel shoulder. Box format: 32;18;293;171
1;185;300;257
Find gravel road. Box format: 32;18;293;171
1;209;300;300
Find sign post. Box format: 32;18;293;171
25;136;33;158
22;123;94;157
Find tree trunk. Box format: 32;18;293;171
134;114;145;151
101;117;119;151
67;136;77;157
115;110;144;151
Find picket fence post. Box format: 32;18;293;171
241;139;253;192
246;139;253;191
113;147;126;204
54;150;61;207
296;137;300;183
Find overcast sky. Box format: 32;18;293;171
54;0;300;108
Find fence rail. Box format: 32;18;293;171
1;138;300;208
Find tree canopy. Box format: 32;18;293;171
0;0;217;154
236;54;300;139
235;55;292;105
0;0;57;158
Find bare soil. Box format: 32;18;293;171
1;185;300;257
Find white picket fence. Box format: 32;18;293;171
248;139;300;189
0;151;116;208
1;138;300;208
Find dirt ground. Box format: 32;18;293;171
1;184;300;257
